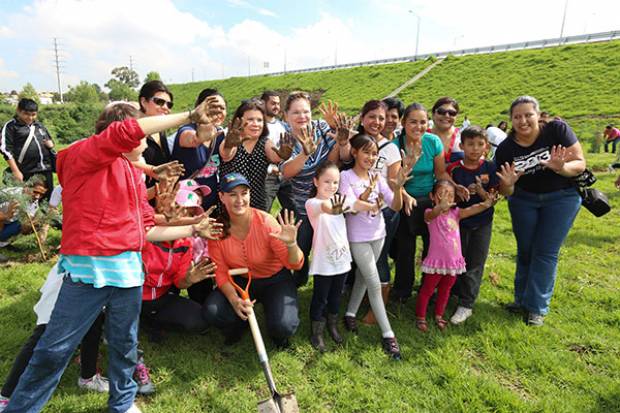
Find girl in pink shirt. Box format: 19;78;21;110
415;180;495;332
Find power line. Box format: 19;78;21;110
52;38;64;103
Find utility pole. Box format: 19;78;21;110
52;38;64;103
129;55;134;71
191;67;194;82
559;0;568;41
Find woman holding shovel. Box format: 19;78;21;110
203;173;304;348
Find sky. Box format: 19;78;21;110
0;0;618;93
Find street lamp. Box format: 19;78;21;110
408;10;421;59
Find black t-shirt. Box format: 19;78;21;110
142;132;171;188
494;120;578;193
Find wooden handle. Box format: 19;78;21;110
228;268;249;276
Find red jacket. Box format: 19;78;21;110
142;239;193;301
57;119;154;256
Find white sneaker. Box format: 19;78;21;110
125;403;142;413
0;396;10;413
450;306;473;325
77;373;109;392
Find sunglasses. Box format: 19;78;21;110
436;108;458;117
151;97;173;109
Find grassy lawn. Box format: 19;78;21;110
0;153;618;412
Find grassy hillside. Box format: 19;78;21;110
396;41;620;141
169;60;432;114
171;40;620;149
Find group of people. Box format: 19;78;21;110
0;83;588;412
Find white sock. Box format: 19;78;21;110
382;330;395;339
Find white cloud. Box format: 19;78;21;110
225;0;277;18
0;26;14;38
0;58;18;79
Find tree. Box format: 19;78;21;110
105;79;137;101
109;66;140;88
65;81;102;104
19;83;40;105
144;71;161;83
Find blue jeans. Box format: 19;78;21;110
377;208;400;283
0;221;21;241
5;277;141;413
508;187;581;315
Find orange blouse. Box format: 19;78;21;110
208;208;304;288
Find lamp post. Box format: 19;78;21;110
408;10;421;59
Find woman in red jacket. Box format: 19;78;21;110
5;99;223;413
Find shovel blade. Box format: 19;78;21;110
257;393;299;413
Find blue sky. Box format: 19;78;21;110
0;0;618;93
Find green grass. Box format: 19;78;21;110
1;153;619;413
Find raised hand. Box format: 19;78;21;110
196;122;218;144
455;184;471;202
333;112;356;147
481;188;501;207
271;132;296;160
319;100;339;129
436;192;456;213
329;194;350;215
293;124;318;156
467;176;485;196
191;95;225;125
223;118;247;149
269;209;302;246
540;145;567;174
404;141;423;168
185;258;217;285
370;193;384;217
155;179;186;222
359;173;379;201
496;162;523;188
193;207;224;240
153;160;185;183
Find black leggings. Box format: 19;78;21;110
141;291;208;333
1;313;104;398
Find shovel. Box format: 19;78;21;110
228;268;300;413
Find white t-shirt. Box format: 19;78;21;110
486;126;507;159
266;119;287;175
372;138;401;181
49;185;63;208
33;263;63;325
305;197;353;276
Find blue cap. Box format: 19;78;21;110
220;172;250;193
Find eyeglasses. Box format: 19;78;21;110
151;97;173;109
436;108;458;117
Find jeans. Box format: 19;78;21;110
453;222;493;309
309;273;347;321
0;221;21;242
202;268;299;343
377;208;400;283
5;277;141;413
508;187;581;315
265;176;295;213
393;196;432;300
293;214;313;288
604;137;620;153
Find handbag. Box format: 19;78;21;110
578;187;611;217
572;169;597;188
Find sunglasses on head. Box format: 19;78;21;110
151;97;173;109
436;108;458;117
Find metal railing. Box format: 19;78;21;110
265;30;620;77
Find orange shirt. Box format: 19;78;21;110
208;208;304;288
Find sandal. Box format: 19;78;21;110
415;318;428;332
435;317;448;331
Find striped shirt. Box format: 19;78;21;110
58;252;144;288
284;119;335;216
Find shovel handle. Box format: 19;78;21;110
227;268;251;300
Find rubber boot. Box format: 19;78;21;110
310;319;326;352
326;313;343;344
361;284;391;325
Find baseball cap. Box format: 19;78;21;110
220;172;250;193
